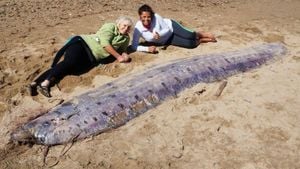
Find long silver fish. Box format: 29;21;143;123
11;43;287;145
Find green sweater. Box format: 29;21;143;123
81;23;130;62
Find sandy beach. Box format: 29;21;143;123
0;0;299;168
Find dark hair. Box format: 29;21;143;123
138;4;155;18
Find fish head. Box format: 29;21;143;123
10;127;37;145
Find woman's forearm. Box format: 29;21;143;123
104;45;122;60
104;45;130;62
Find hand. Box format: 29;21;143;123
153;31;160;40
148;46;158;54
117;53;130;63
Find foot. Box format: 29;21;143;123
210;38;217;42
204;34;217;42
37;84;51;98
199;37;217;43
28;82;38;96
198;31;217;42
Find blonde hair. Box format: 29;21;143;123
116;16;133;27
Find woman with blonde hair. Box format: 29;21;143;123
29;16;133;97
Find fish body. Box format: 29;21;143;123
11;43;287;145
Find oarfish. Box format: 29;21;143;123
11;43;287;145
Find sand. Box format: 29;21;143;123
0;0;299;168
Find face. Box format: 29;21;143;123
117;21;131;35
139;11;152;26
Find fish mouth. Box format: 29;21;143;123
10;127;37;144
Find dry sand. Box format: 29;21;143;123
0;0;299;168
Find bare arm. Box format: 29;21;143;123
104;45;129;63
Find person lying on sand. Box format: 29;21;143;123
131;4;217;53
28;16;133;97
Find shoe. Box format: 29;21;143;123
27;83;38;96
37;85;51;98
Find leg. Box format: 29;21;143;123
28;69;52;96
170;34;198;49
169;20;200;48
171;20;197;40
36;58;73;97
171;19;217;44
37;42;94;97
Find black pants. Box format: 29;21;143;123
167;20;198;49
50;42;95;79
34;41;95;85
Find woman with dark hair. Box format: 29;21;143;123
131;4;217;53
29;16;133;97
